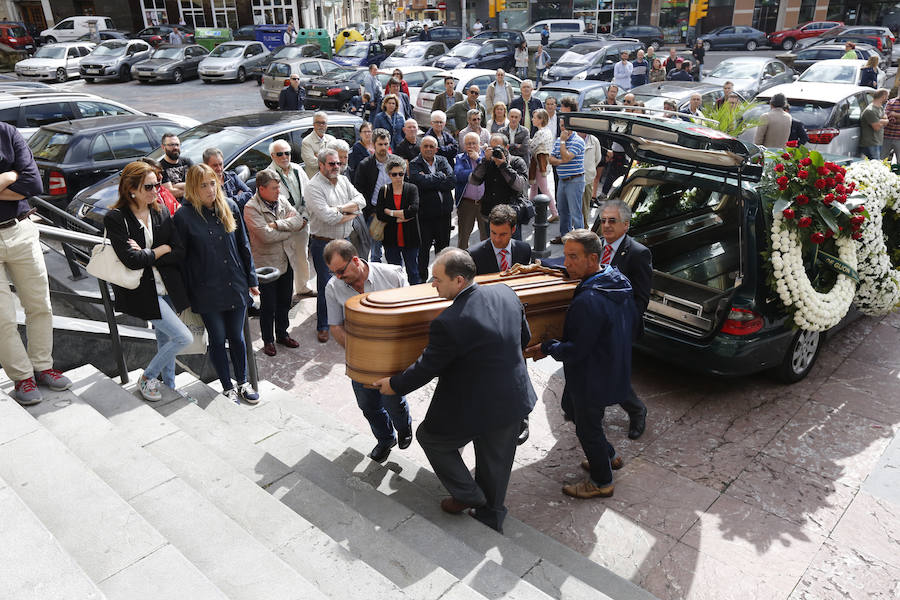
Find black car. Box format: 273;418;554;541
612;25;664;50
133;44;209;84
135;24;195;47
698;26;768;51
303;68;391;112
67;111;363;230
250;43;327;83
781;43;883;73
427;26;464;48
545;34;610;64
432;39;516;71
28;114;186;211
469;29;526;47
542;40;644;84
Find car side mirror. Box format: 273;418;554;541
792;74;798;80
235;164;250;182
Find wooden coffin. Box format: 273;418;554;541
343;266;579;385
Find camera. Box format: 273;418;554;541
491;146;505;160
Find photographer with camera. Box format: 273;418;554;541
468;133;529;242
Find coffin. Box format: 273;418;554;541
343;266;579;385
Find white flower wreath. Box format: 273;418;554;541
845;161;900;316
770;213;859;331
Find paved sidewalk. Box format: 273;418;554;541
253;294;900;600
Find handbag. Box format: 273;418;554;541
86;214;142;289
369;215;386;241
537;153;549;172
528;155;537;180
177;308;208;355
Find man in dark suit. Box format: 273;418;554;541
468;205;531;275
409;135;455;282
375;248;537;533
509;79;543;135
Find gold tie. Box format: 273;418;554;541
524;102;531;131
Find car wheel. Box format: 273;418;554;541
703;41;711;51
237;67;246;83
56;67;66;83
775;329;821;383
44;36;56;44
173;68;183;84
339;100;351;112
201;77;210;84
746;40;758;51
651;40;661;50
781;38;795;51
84;77;95;83
119;64;131;82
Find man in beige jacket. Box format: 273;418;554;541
754;93;792;148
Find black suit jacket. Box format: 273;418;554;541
391;283;537;437
509;96;544;135
353;154;383;218
468;238;532;275
375;181;420;248
408;154;454;218
609;234;652;330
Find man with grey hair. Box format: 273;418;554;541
268;139;315;301
458;108;491;150
204;146;252;209
447;84;486;136
375;247;537;532
395;118;421;161
500;107;529;166
425;109;458;167
410;134;455;281
509;79;543;134
305;147;366;342
326;139;351;174
301;112;335;177
278;72;305;111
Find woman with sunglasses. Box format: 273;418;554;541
373;94;405;149
174;164;260;404
104;161;192;402
375;155;420;283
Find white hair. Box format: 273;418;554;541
326;139;350;153
268;139;290;154
314;111;328;122
430;110;446;123
521;79;534;89
404;118;418;128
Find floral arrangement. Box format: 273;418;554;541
762;143;868;331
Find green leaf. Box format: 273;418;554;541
773;198;792;217
809;150;824;168
817;203;839;233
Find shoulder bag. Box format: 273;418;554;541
86;212;142;289
368;184;390;242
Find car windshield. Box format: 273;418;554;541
558;47;603;64
319;68;358;82
799;63;858;83
448;44;479;58
92;42;127;56
27;130;71;163
744;100;833;129
34;47;66;59
209;44;244;58
152;47;182;59
708;61;761;79
420;76;453;94
144;123;253;165
276;46;312;58
534;89;564;105
391;44;425;58
336;44;368;58
631;94;675;110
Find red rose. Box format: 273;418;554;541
823;194;834;205
852;222;862;231
797;170;809;179
775;163;785;172
782;208;795;220
852;231;863;240
817;166;829;176
798;216;812;228
852;205;866;213
786;140;798;147
781;153;791;159
800;157;812;166
776;175;789;186
825;229;834;239
835;184;846;194
811;232;825;244
851;215;865;225
835;173;844;183
795;194;809;205
847;181;856;192
815;179;827;189
838;194;847;203
825;178;835;188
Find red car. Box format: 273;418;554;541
768;21;843;50
0;22;35;53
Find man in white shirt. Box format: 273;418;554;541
305;148;366;342
301;112;336;178
613;51;633;90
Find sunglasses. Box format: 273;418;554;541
143;182;162;191
468;91;479;95
290;77;300;81
274;151;291;157
325;161;341;167
389;172;404;177
598;218;619;224
332;260;353;277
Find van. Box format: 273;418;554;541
523;19;585;47
41;16;114;44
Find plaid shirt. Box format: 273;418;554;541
884;97;900;140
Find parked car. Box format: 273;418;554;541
135;24;195;47
560;111;850;381
387;66;446;106
79;39;153;82
332;41;389;67
28;114;188;210
624;81;748;114
0;89;199;140
382;41;449;68
199;41;269;83
545;34;609;64
14;42;94;82
382;21;398;39
67;111;363;230
741;83;875;156
469;29;527;47
75;30;132;42
427;26;465;48
797;58;886;88
778;43;884;73
702;56;794;99
541;39;644;84
303;68;392;112
133;44;209;84
232;25;257;41
767;20;843;50
796;25;895;58
432;39;517;71
0;22;35;53
259;58;345;109
533;80;611;111
698;26;768;51
611;25;664;50
41;16;114;44
402;24;424;43
413;68;523;129
250;43;327;83
523;19;585;47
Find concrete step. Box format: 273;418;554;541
57;365;330;600
253;381;658;600
152;386;490;600
0;387;228;600
169;379;557;600
0;471;107;600
68;366;418;600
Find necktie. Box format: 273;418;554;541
524;102;531;131
601;244;613;266
499;249;509;271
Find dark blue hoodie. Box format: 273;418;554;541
542;265;636;407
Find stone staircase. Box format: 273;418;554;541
0;365;658;600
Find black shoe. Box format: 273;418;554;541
397;426;413;450
369;439;397;462
516;419;529;445
628;407;647;440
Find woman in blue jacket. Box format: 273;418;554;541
173;163;260;404
373;94;405;149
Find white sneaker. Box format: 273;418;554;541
223;388;240;404
139;376;162;402
237;382;259;405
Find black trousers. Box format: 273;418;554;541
258;266;293;343
417;213;451;281
561;383;646;421
416;419;520;533
572;400;616;486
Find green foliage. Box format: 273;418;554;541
701;100;763;137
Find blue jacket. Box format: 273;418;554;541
453;149;482;204
222;170;253;210
542;266;636;407
373;110;405;149
173;199;258;314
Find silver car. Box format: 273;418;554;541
259;58;344;109
14;42;94;82
199;41;269;83
702;56;794;99
79;39;153;83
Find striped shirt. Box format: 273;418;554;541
884;97;900;140
552;132;585;179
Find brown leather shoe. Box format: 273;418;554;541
277;336;300;348
580;456;624;472
441;497;478;514
562;478;614;499
316;330;329;343
548;214;559;223
549;236;563;244
263;342;277;356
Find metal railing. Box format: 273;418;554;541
582;104;722;127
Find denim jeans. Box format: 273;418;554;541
308;235;332;332
516;67;527;79
860;145;882;160
557;174;585;236
200;305;248;391
259;266;293;343
351;380;411;445
535;69;545;87
384;245;420;284
145;295;192;389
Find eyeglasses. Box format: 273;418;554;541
332;260;353;277
164;143;180;147
142;182;162;191
598;218;619;224
325;161;341;167
389;172;404;177
314;121;327;126
290;77;300;81
274;151;291;157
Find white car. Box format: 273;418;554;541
15;43;95;82
413;68;523;130
797;58;886;88
40;16;114;43
389;66;447;107
199;41;269;83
